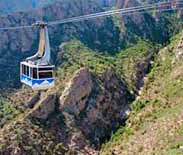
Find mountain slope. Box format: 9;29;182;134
100;31;183;155
0;1;183;155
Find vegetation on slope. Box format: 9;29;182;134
0;97;19;128
100;30;183;155
56;39;156;93
0;120;67;155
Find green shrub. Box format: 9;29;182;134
0;97;19;128
131;100;150;113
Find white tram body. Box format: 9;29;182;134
20;61;55;90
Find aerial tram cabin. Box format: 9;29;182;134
20;22;55;90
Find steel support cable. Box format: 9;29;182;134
48;2;183;26
0;6;182;32
0;1;180;30
48;1;168;23
48;1;180;25
104;6;183;17
0;1;182;31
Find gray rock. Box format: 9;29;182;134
60;68;93;116
31;94;57;120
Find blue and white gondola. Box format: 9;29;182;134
20;22;55;90
20;61;55;90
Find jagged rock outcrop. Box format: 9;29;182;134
58;67;134;150
77;69;134;145
60;68;93;116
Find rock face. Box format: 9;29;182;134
18;67;134;154
60;68;93;116
78;69;134;146
58;67;134;150
134;54;154;90
31;94;57;120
